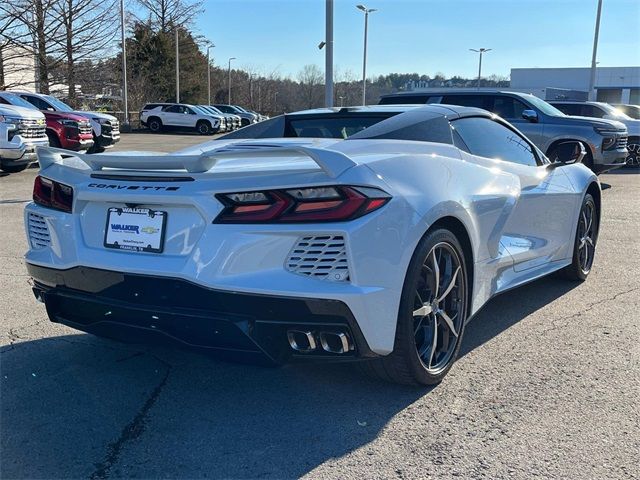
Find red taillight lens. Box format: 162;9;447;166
33;176;73;213
214;186;390;223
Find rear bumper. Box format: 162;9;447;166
27;264;375;363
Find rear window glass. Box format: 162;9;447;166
286;116;392;139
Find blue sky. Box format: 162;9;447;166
195;0;640;79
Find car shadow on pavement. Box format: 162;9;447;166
1;276;578;479
460;275;579;358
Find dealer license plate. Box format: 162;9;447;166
104;207;167;253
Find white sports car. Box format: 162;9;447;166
24;105;600;385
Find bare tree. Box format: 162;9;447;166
297;64;323;109
51;0;119;100
0;0;62;92
135;0;202;32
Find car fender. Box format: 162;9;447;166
367;151;521;265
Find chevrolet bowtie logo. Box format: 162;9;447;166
141;226;159;234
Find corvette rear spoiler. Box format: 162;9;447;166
36;144;357;179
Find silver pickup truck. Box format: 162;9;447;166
379;90;628;174
0;104;49;173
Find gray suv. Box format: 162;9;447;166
380;90;628;174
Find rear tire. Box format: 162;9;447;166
360;228;469;385
563;193;598;281
196;120;211;135
148;117;162;133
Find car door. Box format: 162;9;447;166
452;116;579;272
183;107;198;127
161;105;187;127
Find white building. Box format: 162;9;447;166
510;67;640;104
0;43;36;92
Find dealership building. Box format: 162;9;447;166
510;66;640;104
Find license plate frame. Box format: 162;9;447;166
104;207;167;253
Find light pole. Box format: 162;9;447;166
227;57;236;104
325;0;334;107
206;43;215;105
469;48;491;89
588;0;603;101
357;4;377;106
175;27;180;102
119;0;129;129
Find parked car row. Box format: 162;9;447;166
139;102;268;135
0;90;121;173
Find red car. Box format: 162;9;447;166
0;92;94;152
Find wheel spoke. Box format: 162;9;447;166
583;240;589;268
428;316;438;368
585;207;593;234
437;266;460;303
438;310;459;338
413;305;432;318
431;249;440;299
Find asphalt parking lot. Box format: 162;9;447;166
1;134;639;479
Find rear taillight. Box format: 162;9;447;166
214;186;390;223
33;176;73;213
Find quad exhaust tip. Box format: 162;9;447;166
287;330;353;354
287;330;317;353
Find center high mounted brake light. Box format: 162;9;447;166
214;186;391;223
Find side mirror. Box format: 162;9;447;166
548;141;586;166
522;109;538;123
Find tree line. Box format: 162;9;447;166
1;0;509;118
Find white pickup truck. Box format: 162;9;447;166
140;103;222;135
0;104;49;173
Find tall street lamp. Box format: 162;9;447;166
325;0;334;108
119;0;129;129
588;0;603;101
175;27;180;102
206;43;215;105
356;4;377;105
228;57;236;104
469;48;491;89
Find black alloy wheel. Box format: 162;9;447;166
359;228;469;385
